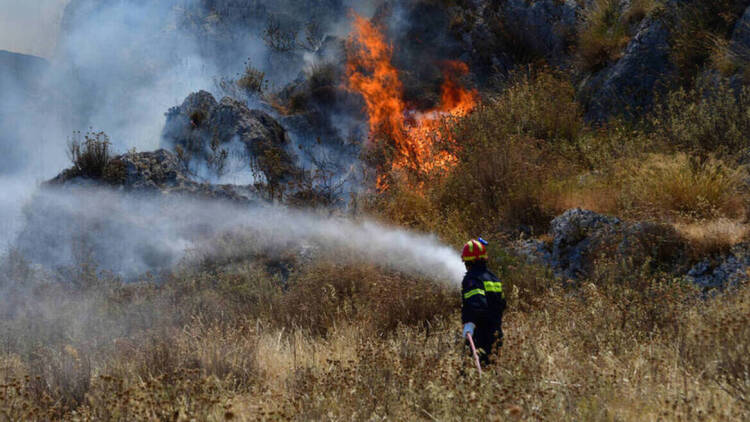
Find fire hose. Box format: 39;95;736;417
466;332;482;376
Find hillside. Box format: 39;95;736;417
2;0;750;420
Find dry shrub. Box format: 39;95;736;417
681;285;750;413
669;0;748;83
128;319;260;392
434;71;583;233
438;134;554;234
589;262;697;341
365;172;442;231
3;247;750;419
305;61;339;104
577;0;632;72
624;153;746;220
545;174;622;216
676;218;749;257
67;131;111;179
237;61;266;94
708;32;750;78
490;70;584;144
278;262;457;336
179;318;261;389
79;370;230;421
101;157;126;185
164;268;283;325
501;260;554;312
0;376;65;421
652;80;750;156
623;0;659;25
133;333;186;381
27;345;92;411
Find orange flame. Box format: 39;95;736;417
345;13;477;190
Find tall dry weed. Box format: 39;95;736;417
623;153;746;219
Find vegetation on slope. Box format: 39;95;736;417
7;65;750;420
0;243;748;420
4;1;750;420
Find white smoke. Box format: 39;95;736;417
0;0;219;248
17;187;465;284
0;0;70;58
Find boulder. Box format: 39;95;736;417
548;209;622;278
162;92;300;185
687;242;750;289
515;208;687;279
581;17;673;121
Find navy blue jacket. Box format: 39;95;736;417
461;261;505;325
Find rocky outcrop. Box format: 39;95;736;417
48;149;255;202
730;6;750;52
581;17;673;121
162;91;301;185
687;243;750;288
501;0;578;65
516;209;688;279
456;0;578;77
516;208;750;288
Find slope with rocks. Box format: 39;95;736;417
516;208;750;289
162;91;302;186
47;148;256;202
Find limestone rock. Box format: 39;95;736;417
162;91;300;185
515;208;687;279
581;17;673;121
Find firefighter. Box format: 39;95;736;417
461;238;506;366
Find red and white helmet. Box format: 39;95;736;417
461;239;488;262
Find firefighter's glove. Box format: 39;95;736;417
462;322;476;338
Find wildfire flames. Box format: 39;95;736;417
345;13;478;190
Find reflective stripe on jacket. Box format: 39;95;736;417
461;262;506;325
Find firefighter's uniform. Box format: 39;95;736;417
460;240;506;365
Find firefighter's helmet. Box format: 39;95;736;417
461;239;488;262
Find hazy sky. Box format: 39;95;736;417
0;0;70;57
